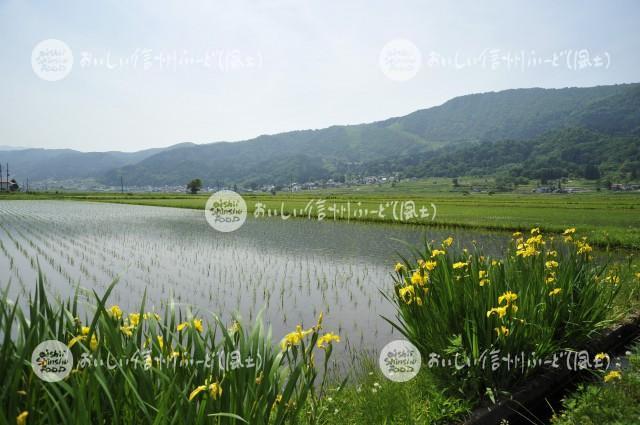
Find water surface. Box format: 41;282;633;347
0;200;509;360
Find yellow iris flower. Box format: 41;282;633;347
17;411;28;425
68;335;86;348
604;370;622;383
193;319;203;333
410;271;426;286
486;306;508;319
399;285;416;304
317;332;341;349
498;291;518;305
108;305;122;320
577;241;593;254
495;326;510;337
90;334;98;351
189;385;207;401
280;325;313;351
128;313;140;327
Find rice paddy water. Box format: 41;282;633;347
0;200;510;364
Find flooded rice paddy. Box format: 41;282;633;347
0;200;510;361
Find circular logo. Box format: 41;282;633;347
379;339;421;382
31;39;74;81
205;190;247;232
379;39;422;82
31;340;74;382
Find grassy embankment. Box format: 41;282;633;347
552;343;640;425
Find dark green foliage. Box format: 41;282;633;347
186;178;202;194
401;128;640;181
584;164;601;180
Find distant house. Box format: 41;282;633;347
0;179;19;192
610;183;639;191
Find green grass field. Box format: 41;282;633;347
3;179;638;249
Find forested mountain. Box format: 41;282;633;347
102;83;639;186
380;84;639;141
395;128;640;182
2;83;639;186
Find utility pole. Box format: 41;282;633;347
0;163;3;191
121;176;124;193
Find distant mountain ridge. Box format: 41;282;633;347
2;83;639;186
0;143;196;181
381;84;638;141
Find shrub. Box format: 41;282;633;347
0;273;338;424
386;229;624;398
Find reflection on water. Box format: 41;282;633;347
0;201;511;362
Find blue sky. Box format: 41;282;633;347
1;0;638;152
